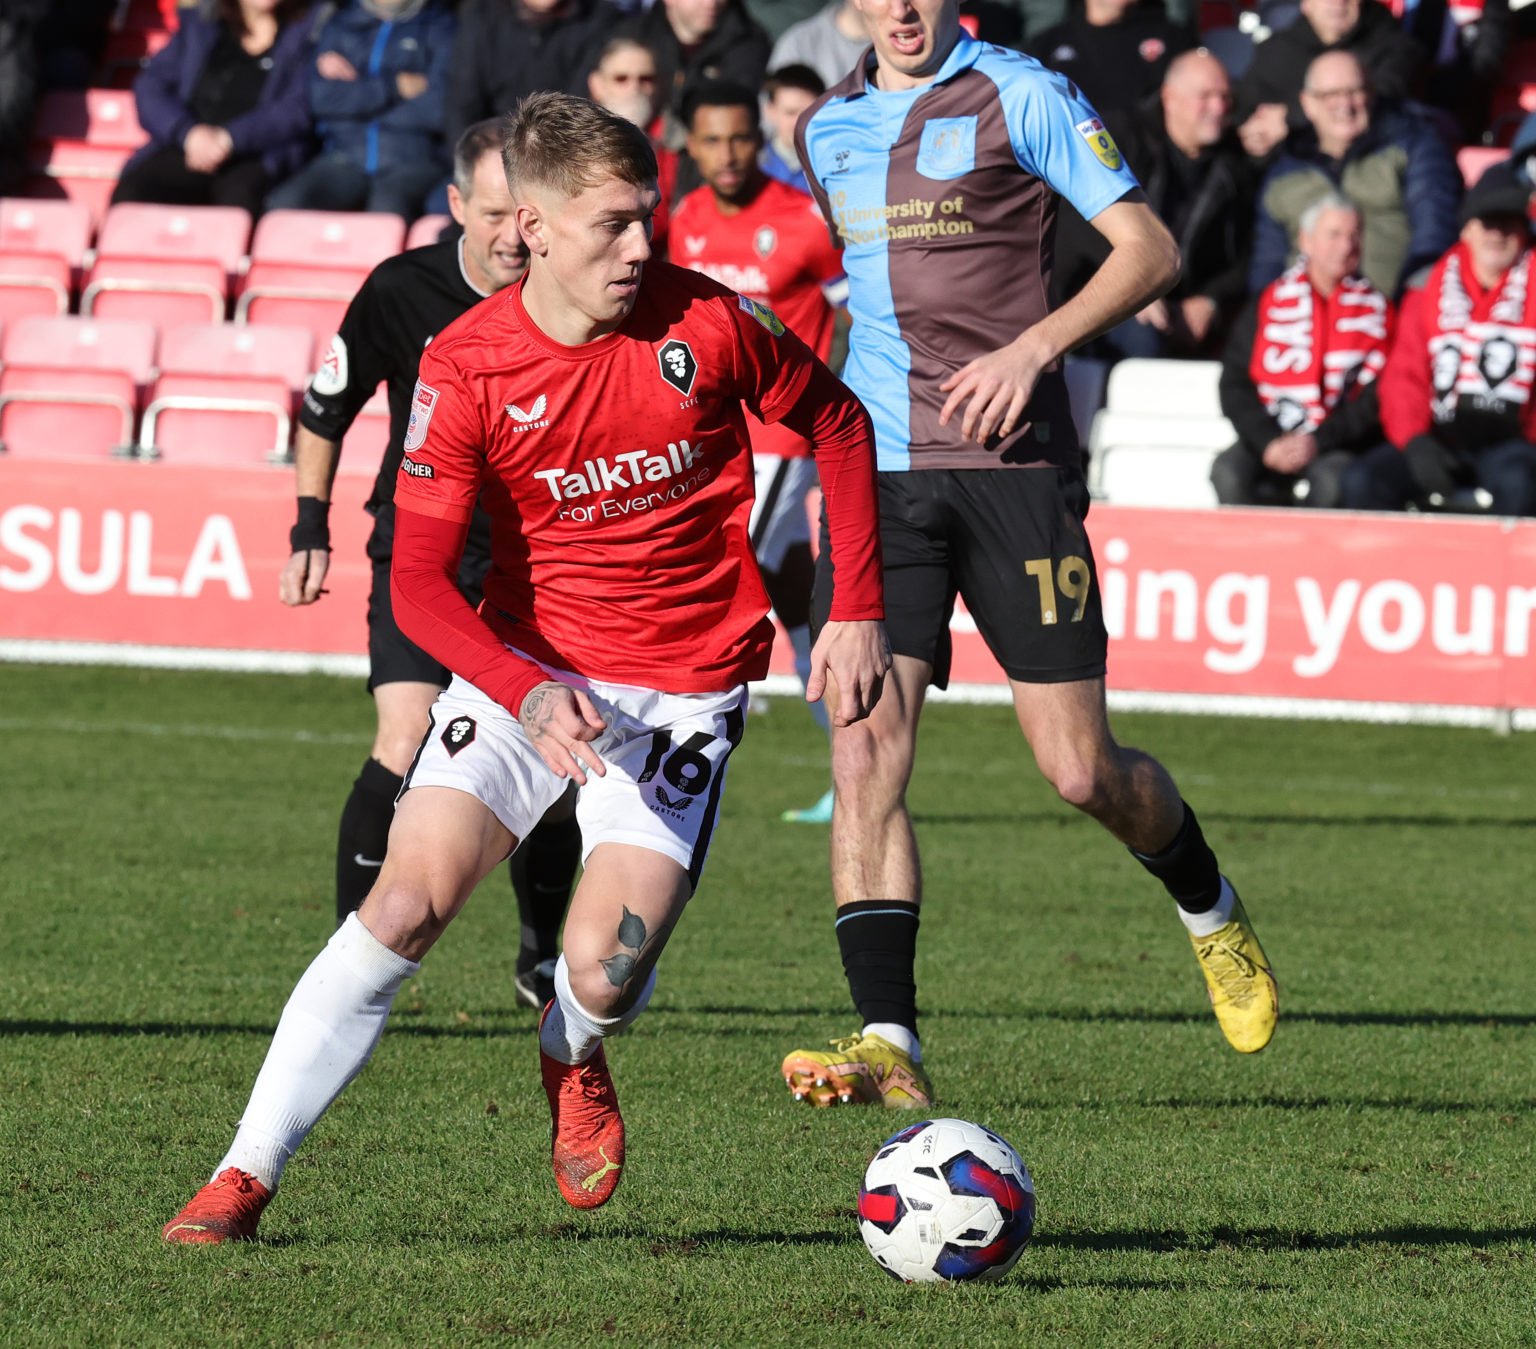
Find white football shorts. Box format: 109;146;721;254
403;655;747;889
748;454;817;573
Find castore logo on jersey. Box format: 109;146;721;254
506;395;550;430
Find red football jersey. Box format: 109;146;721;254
671;177;844;458
392;262;877;700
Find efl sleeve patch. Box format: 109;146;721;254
403;380;439;451
1074;117;1122;171
738;293;786;336
311;334;348;396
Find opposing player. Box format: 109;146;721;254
779;0;1280;1109
672;80;848;824
162;92;888;1242
281;120;578;1008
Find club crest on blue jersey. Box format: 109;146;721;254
916;117;977;181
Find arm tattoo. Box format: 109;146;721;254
601;906;650;988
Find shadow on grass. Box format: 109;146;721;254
910;811;1531;830
1037;1225;1536;1254
7;1004;1536;1039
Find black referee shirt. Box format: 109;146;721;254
299;238;489;516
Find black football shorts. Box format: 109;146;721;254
812;467;1108;688
364;502;492;692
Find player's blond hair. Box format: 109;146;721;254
502;92;658;198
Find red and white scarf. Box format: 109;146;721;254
1250;261;1391;433
1423;242;1536;428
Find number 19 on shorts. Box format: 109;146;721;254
1023;555;1091;625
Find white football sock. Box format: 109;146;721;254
1177;875;1236;938
788;624;830;735
539;954;656;1065
216;914;419;1190
863;1021;921;1061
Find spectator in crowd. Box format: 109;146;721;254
1343;163;1536;517
1248;51;1459;298
612;0;772;121
1213;195;1391;507
768;0;867;90
744;0;826;43
1029;0;1194;123
759;63;824;194
0;0;48;195
586;35;678;253
113;0;318;217
1236;0;1424;160
1054;49;1254;359
265;0;455;219
1405;0;1510;145
445;0;612;149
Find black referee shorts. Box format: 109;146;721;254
364;502;492;693
812;467;1107;689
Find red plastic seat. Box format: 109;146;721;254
237;210;406;351
85;203;251;327
140;322;314;466
0;315;156;460
338;386;390;479
24;89;149;228
405;214;451;250
0;198;93;322
1457;146;1509;187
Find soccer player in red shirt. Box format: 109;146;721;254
672;81;849;823
162;92;888;1242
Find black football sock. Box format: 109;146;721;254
835;900;921;1033
510;812;581;974
335;757;402;927
1130;802;1223;913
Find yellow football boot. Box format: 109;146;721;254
1190;890;1278;1053
781;1032;934;1108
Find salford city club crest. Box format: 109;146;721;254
657;339;698;396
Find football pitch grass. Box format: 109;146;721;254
2;662;1534;1346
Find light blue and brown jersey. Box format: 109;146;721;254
796;34;1139;472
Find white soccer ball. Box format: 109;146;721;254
857;1117;1036;1283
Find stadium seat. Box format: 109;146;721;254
1063;356;1109;452
237;210;405;350
84;203;251;327
1458;146;1509;187
25;89;149;227
0;198;93;323
140;322;314;466
338;387;391;479
405;214;451;250
0;315;156;460
1087;359;1232;508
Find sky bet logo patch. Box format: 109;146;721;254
1075;117;1122;171
737;294;785;337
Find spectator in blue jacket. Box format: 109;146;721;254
1247;50;1461;299
266;0;455;220
113;0;319;218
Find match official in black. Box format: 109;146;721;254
280;120;577;1009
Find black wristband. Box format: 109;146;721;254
289;496;331;553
